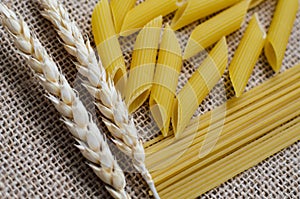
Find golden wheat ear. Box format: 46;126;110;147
39;0;160;198
0;3;130;199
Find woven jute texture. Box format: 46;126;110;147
0;0;299;198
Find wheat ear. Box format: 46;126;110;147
0;3;131;199
38;0;160;198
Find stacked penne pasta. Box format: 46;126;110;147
91;0;298;139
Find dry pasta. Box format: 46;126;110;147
144;64;300;198
229;13;266;97
110;0;136;33
264;0;298;72
171;0;241;31
125;16;162;113
149;24;182;137
173;37;228;138
91;0;127;92
249;0;265;9
183;0;249;60
120;0;177;36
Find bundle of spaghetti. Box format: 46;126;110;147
172;37;228;137
160;115;300;199
144;64;300;198
149;24;182;137
0;4;130;198
183;0;249;60
171;0;240;31
91;0;127;92
110;0;136;33
149;84;300;180
120;0;177;36
125;16;162;113
229;13;266;97
144;63;300;151
264;0;298;72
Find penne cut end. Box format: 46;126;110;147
150;24;182;136
174;37;228;137
264;0;298;73
249;0;265;9
183;0;249;60
110;0;136;33
92;0;127;93
229;13;266;97
125;16;163;113
120;0;178;36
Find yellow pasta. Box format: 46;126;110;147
229;13;266;97
91;0;127;92
120;0;177;36
125;16;162;113
183;0;249;60
249;0;265;9
149;24;182;137
110;0;136;33
144;64;300;198
264;0;298;72
173;37;228;138
171;0;241;31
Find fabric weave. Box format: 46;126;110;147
0;0;299;198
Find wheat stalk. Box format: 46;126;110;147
38;0;160;198
0;3;131;199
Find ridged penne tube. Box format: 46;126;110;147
149;24;182;137
173;37;228;137
183;0;249;60
229;13;266;97
249;0;265;9
120;0;177;36
92;0;127;92
264;0;298;72
125;16;162;113
110;0;136;33
171;0;241;31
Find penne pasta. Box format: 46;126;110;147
91;0;127;92
110;0;136;33
183;0;249;60
120;0;177;36
173;37;228;138
264;0;298;72
171;0;241;31
249;0;265;9
125;16;162;113
150;24;182;137
229;13;266;97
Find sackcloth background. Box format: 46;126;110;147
0;0;300;198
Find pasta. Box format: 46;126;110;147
91;0;127;92
125;16;162;113
249;0;265;9
183;0;249;60
149;24;182;137
120;0;177;36
264;0;298;72
144;64;300;198
110;0;136;33
173;37;228;137
171;0;241;31
229;13;266;97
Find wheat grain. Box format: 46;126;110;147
38;0;160;198
0;3;130;199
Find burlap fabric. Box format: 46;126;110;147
0;0;299;198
